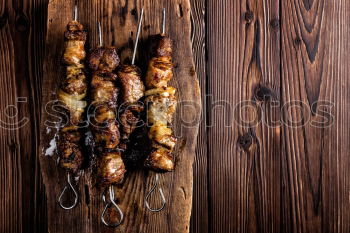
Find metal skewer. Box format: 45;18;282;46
98;21;102;47
95;21;124;227
58;5;80;210
131;8;144;65
74;5;78;21
162;8;166;34
144;8;168;212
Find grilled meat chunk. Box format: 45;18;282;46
67;20;84;32
97;151;126;185
63;40;86;65
88;47;120;72
63;21;87;66
92;103;116;123
145;87;177;125
146;35;173;88
58;89;87;125
149;123;177;150
61;69;87;95
91;118;120;149
119;109;139;140
155;34;173;57
91;71;119;104
119;102;144;142
58;125;84;172
144;147;174;172
145;56;173;88
117;64;145;104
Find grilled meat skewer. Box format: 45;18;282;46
58;20;87;173
98;9;144;226
144;35;177;172
88;46;126;186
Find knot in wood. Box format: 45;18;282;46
255;85;273;101
131;8;137;16
294;37;302;46
15;13;30;32
237;133;253;151
270;19;280;30
0;12;8;29
244;11;254;23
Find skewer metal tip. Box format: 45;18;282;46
98;21;103;47
162;8;166;34
58;173;78;210
145;174;166;212
101;186;124;227
74;5;78;21
131;8;144;65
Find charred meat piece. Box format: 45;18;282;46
91;118;120;149
58;89;87;125
144;147;174;172
61;68;87;95
119;102;144;141
63;40;86;65
148;123;177;150
67;20;84;32
91;71;119;105
145;57;173;88
63;21;87;66
146;35;173;88
119;109;139;140
155;34;173;57
145;87;177;125
88;47;120;72
97;151;126;185
91;103;116;123
127;102;144;113
117;64;145;104
58;126;84;172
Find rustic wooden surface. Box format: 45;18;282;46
39;0;200;233
0;0;350;233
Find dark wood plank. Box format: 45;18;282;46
0;0;48;233
39;0;200;233
188;0;208;233
206;0;281;232
280;0;350;232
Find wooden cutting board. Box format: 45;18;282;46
39;0;201;232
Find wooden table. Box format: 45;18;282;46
0;0;349;233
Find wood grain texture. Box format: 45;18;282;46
39;1;200;233
280;0;350;232
188;0;208;233
0;0;48;233
206;0;282;232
